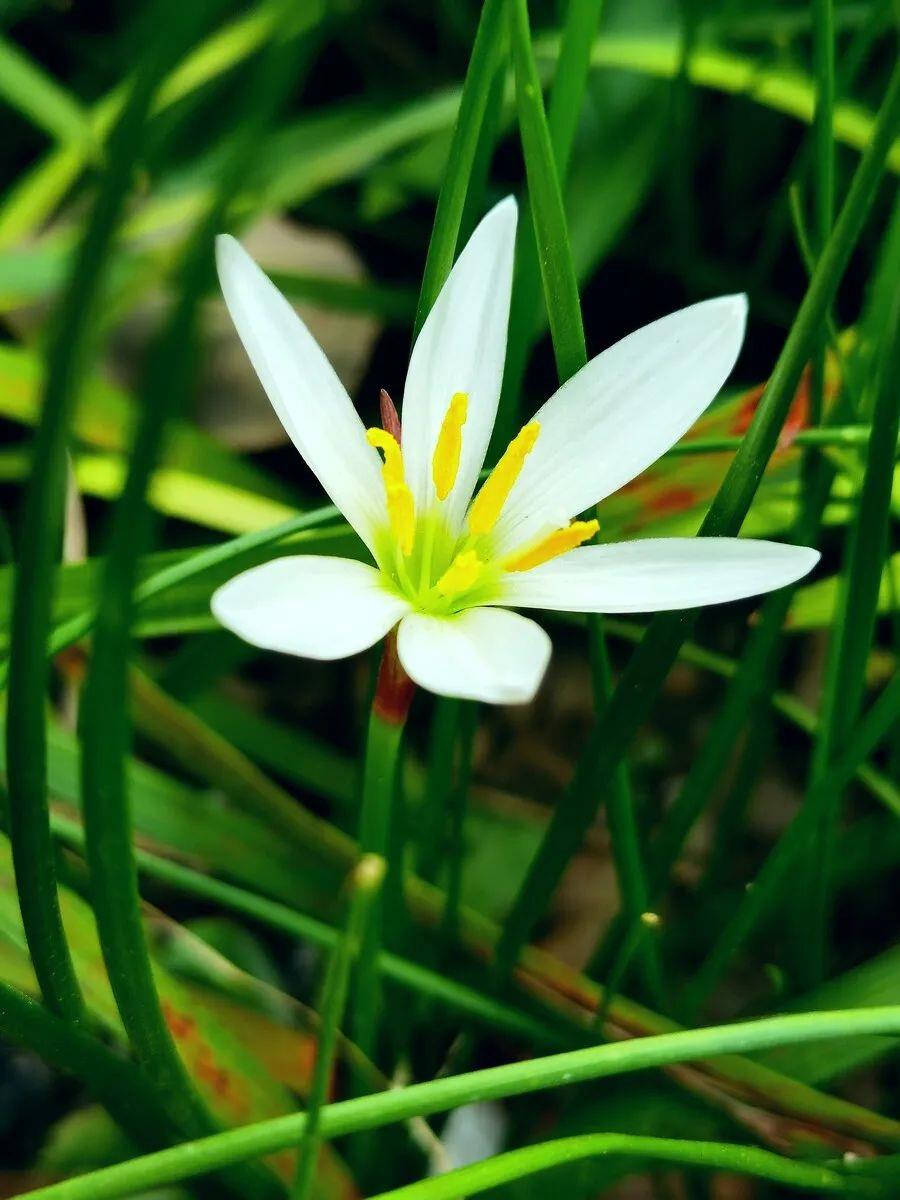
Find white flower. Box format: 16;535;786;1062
211;198;819;705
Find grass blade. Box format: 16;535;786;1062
0;36;93;147
507;0;585;380
363;1136;851;1198
3;0;204;1028
18;1007;900;1199
413;0;505;334
0;981;172;1150
494;58;900;973
293;857;385;1200
799;196;900;984
681;666;900;1016
77;15;305;1193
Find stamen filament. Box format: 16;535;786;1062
505;519;599;573
467;421;540;536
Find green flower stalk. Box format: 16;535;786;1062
294;854;386;1200
352;634;415;1063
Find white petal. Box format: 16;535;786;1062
401;197;517;529
503;538;820;613
397;606;550;704
211;556;409;660
216;235;385;553
491;296;748;555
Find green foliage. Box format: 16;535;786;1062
0;1;898;1198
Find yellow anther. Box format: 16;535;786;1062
367;427;405;486
505;519;599;573
432;392;468;501
368;427;416;555
436;549;483;597
467;421;540;536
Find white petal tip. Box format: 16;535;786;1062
793;545;821;576
710;292;749;325
214;232;248;280
482;194;518;234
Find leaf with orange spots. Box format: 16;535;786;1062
599;361;842;542
0;835;359;1198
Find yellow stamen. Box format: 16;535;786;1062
432;392;468;500
467;421;540;536
436;549;483;597
367;427;416;555
505;519;599;573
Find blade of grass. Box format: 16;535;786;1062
494;58;900;977
407;0;508;999
496;0;609;447
44;809;563;1049
798;196;900;986
3;0;209;1029
507;0;585;381
681;665;900;1017
413;0;505;334
293;857;385;1200
363;1135;852;1199
77;16;305;1190
598;617;900;818
505;0;662;1001
35;505;339;681
30;730;900;1158
810;0;836;418
568;34;900;170
0;980;173;1150
0;36;94;148
0;1;289;248
18;1006;900;1200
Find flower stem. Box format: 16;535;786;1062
352;635;414;1063
293;855;385;1200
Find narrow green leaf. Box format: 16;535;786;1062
363;1135;851;1198
800;196;900;984
495;58;900;973
77;17;304;1194
0;981;172;1151
414;0;505;334
293;857;385;1200
507;0;585;381
0;36;94;147
19;1007;900;1199
3;0;203;1028
682;667;900;1015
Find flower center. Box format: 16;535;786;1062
367;393;600;614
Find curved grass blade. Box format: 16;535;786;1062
3;0;211;1029
0;36;94;148
0;980;173;1151
0;2;288;249
18;1006;900;1199
76;17;308;1196
363;1135;851;1198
